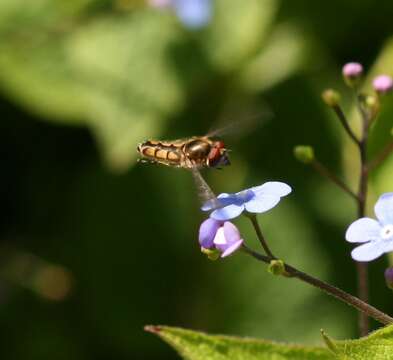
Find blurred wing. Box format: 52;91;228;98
190;167;222;210
206;103;273;139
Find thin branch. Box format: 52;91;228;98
355;93;370;336
242;244;393;326
332;105;361;146
247;214;275;258
311;159;358;200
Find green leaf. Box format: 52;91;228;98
322;324;393;360
239;22;309;92
200;0;277;72
146;325;334;360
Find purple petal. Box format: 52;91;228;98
210;204;245;221
374;193;393;226
223;221;241;245
345;218;381;243
251;182;292;197
385;267;393;289
351;242;385;262
221;239;244;258
213;222;244;257
212;227;226;252
244;194;281;213
173;0;212;29
198;218;222;248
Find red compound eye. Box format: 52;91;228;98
208;147;220;161
215;140;225;149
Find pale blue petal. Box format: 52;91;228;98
221;240;243;258
375;193;393;225
201;193;239;211
345;218;381;243
251;182;292;197
351;242;384;262
244;194;281;213
233;190;254;204
380;239;393;254
210;204;244;221
173;0;212;29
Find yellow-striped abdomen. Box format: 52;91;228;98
137;141;183;166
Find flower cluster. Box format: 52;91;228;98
196;62;393;271
149;0;212;29
341;61;393;94
198;181;291;258
346;193;393;262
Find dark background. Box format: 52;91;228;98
1;0;393;359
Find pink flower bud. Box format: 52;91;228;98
342;62;363;78
148;0;172;8
373;75;393;94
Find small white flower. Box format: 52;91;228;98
346;193;393;261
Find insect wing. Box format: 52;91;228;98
190;167;228;211
206;106;272;139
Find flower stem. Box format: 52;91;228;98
242;244;393;326
311;159;358;200
332;104;360;146
355;93;370;336
247;214;275;258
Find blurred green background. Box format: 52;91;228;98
1;0;393;359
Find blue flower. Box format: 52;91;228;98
202;182;292;221
149;0;212;29
346;193;393;262
173;0;212;29
199;219;243;258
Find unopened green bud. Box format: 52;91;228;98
268;259;286;276
322;89;341;107
294;145;315;164
365;95;377;108
364;95;380;116
201;247;220;261
391;127;393;137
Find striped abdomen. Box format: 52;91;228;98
137;140;184;166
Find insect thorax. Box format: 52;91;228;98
184;139;212;162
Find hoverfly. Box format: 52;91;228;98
137;134;230;206
136;136;230;169
137;111;269;206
